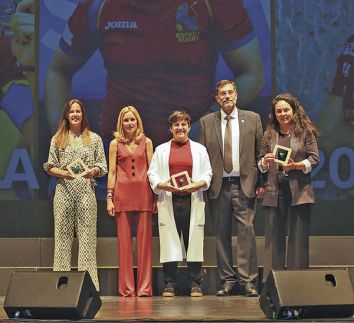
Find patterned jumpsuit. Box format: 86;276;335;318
44;132;107;290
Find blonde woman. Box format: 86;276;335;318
106;106;154;297
44;99;107;291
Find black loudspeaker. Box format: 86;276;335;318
260;268;354;319
4;271;102;319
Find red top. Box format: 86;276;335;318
169;140;193;194
59;0;254;143
113;136;153;212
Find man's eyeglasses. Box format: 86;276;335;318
218;90;236;98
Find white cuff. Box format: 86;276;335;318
302;159;312;174
258;158;268;173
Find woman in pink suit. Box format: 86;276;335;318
106;106;154;297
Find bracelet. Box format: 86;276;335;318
106;195;113;200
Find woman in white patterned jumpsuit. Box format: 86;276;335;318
44;99;107;290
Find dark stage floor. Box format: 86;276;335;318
1;296;354;322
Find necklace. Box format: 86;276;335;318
69;132;82;151
125;140;138;154
280;128;291;136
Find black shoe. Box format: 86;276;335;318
240;282;259;297
216;281;236;296
162;283;175;297
190;282;203;297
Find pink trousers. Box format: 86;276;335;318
116;211;152;296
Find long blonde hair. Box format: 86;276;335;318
53;99;91;148
114;106;144;143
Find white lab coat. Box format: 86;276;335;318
148;140;212;263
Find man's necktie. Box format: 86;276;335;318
224;115;233;173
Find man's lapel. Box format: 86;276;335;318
213;111;223;152
238;109;246;155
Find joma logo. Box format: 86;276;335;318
105;20;138;30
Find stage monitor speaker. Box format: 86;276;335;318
4;271;102;319
260;268;354;319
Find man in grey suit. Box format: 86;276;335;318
199;80;263;297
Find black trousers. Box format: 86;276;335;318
263;182;311;283
163;194;204;285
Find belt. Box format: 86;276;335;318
172;193;191;199
222;176;240;182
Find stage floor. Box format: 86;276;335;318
1;296;354;322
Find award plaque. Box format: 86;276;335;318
171;171;193;189
67;158;89;177
272;144;292;165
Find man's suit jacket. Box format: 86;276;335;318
199;109;263;199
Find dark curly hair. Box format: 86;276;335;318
267;93;319;139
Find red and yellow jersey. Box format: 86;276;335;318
0;36;25;95
0;36;32;130
60;0;255;142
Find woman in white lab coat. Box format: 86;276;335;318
148;111;212;297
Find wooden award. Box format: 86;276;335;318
171;171;193;189
67;158;89;178
272;144;292;165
